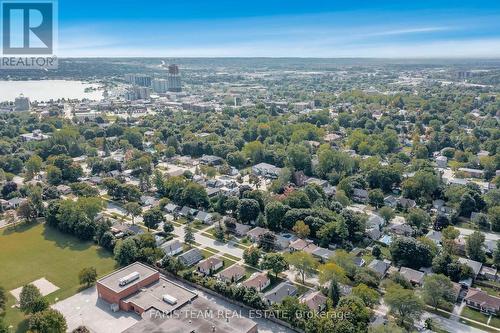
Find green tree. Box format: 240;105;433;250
184;224;195;246
143;207;165;231
494;241;500;267
28;308;67;333
25;154;42;179
181;182;209;208
0;319;8;333
372;245;381;259
163;221;174;235
384;284;424;329
379;206;395;223
124;202;142;224
238;199;260;224
0;286;6;316
243;246;261;266
286;251;318;284
19;284;44;314
265;201;289;231
261;253;288;278
368;189;384;208
352;283;379;307
78;267;97;288
466;231;486;262
114;238;138;266
292;220;310;239
287;144;312;173
422;274;455;309
214;224;225;242
390;237;434;269
407;208;430;232
489;206;500;232
46;165;62;185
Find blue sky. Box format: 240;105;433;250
56;0;500;57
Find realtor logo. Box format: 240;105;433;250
1;0;57;69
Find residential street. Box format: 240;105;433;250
457;227;500;241
422;312;489;333
171;224;245;258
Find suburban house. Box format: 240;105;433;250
178;248;204;267
242;272;271;292
194;210;214;224
398;198;416;209
263;282;298;305
225;221;251;237
425;230;442;245
387;223;413;237
200;154;224;166
289;239;313;252
196;257;223;276
247;227;269;242
160;239;183;257
399;267;425;286
458;257;483;280
7;197;27;209
312;247;335;262
384;195;398;208
179;206;197;218
164;203;180;214
353;257;366;267
218;264;246;283
251;163;282;179
464;288;500;315
300;290;328;312
353;188;369;203
368;259;391;278
479;266;498;282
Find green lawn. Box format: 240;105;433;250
191;221;207;231
222;253;240;262
0;223;117;333
460;307;500;330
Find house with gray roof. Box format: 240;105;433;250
194;210;214;224
426;230;442;245
164;203;180;214
263;282;298;305
368;259;391;278
458;257;483;279
252;163;282;179
399;267;425;286
161;239;183;257
178;248;203;267
179;206;197;217
353;188;368;203
200;155;224;166
312;247;335;262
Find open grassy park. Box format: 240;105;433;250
0;223;117;332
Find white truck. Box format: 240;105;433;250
119;271;140;286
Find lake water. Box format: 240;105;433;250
0;80;103;102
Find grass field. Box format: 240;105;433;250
0;223;117;333
460;307;500;330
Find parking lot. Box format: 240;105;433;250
53;287;140;333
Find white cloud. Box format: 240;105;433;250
58;37;500;58
364;26;451;37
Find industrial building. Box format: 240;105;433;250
96;262;258;333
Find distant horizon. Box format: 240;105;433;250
57;56;500;60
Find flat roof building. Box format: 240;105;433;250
97;263;258;333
